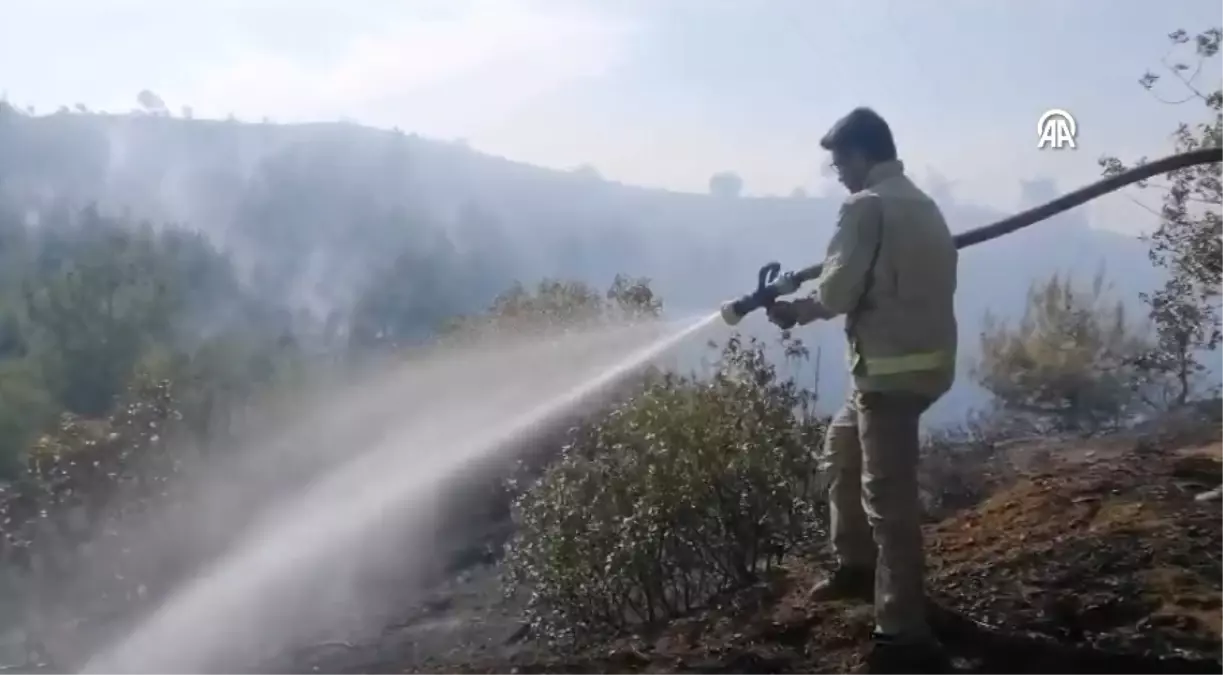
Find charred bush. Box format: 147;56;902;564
919;411;1019;520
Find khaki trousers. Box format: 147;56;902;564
824;390;933;641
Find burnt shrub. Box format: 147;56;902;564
919;410;1025;520
502;335;827;644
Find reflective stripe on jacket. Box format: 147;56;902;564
807;160;958;397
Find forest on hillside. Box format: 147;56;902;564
0;25;1217;673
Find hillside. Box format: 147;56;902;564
0;103;1216;675
285;415;1222;675
0;107;1167;423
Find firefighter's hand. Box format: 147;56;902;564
766;300;800;330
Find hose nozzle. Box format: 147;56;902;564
720;301;745;326
718;261;811;326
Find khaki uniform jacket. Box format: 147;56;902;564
797;160;958;398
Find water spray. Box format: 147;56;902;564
719;147;1222;326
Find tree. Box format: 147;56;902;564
0;202;296;444
606;274;662;323
1099;27;1222;405
136;89;168;116
974;271;1151;434
1129;270;1220;408
24;219;174;416
348;236;469;350
439;275;663;347
708;171;744;198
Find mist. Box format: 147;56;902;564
0;109;1170;426
5;313;707;671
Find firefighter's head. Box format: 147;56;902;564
820;107;897;193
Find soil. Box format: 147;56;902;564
296;423;1223;674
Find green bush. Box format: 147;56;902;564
0;375;183;651
502;334;827;644
975;271;1152;434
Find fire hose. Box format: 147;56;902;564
719;146;1223;326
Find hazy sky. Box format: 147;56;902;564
3;0;1219;234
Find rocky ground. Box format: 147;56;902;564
297;421;1223;674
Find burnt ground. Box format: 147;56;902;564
295;423;1223;675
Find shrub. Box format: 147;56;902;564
0;375;183;656
502;334;827;644
975;271;1152;435
919;411;1019;520
438;275;663;347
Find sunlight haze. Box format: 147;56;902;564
3;0;1220;234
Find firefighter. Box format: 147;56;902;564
766;107;957;673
